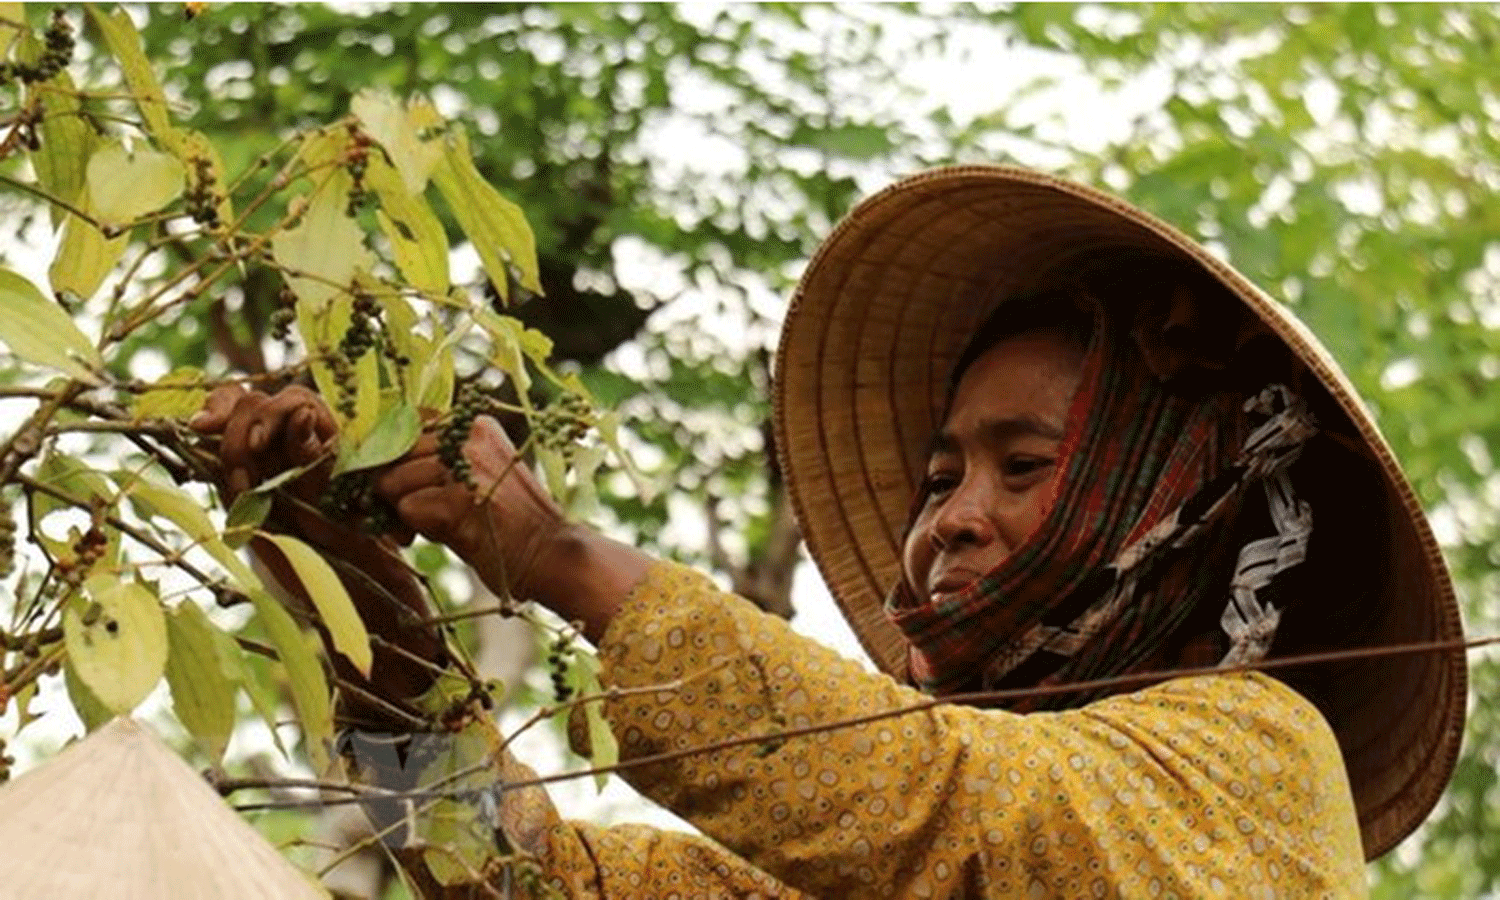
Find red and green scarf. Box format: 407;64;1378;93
885;305;1314;707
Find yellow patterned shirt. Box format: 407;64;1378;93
540;562;1367;899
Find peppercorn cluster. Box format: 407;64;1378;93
50;524;107;600
269;286;297;342
326;351;358;419
0;500;14;581
338;288;380;362
547;633;575;702
344;122;372;216
439;382;493;487
184;155;221;228
0;11;74;86
0;736;14;784
319;472;401;536
323;288;384;418
533;392;595;463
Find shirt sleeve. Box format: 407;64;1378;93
587;560;1369;899
540;821;806;899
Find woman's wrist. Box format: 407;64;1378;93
523;522;654;645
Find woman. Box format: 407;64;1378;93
198;167;1465;898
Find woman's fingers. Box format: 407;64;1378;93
218;391;271;493
189;384;249;434
197;385;341;501
373;454;452;502
390;485;471;538
403;430;440;459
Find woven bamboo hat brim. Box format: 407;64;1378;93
773;165;1466;859
0;716;329;899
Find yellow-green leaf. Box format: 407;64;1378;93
536;445;568;500
432;127;541;304
121;474;260;592
28;68;101;228
51;196;128;303
410;327;463;415
31;452;115;558
86;141;186;226
207;621;286;756
64;579;169;715
335;400;420;475
369;156;450;297
258;533;372;676
0;4;23;57
597;410;655;503
351;88;444;195
165;602;236;762
562;444;608;517
87;6;186;155
475;309;545;394
563;649;618;791
223;490;272;548
0;268;102;382
131;367;207;421
64;657;113;732
248;588;332;771
416;726;502;885
377;290;428;403
273;176;374;309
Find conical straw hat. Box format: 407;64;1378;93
773;165;1466;859
0;717;329;899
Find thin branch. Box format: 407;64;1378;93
234;631;1500;811
215;775;373;797
15;472;221;587
330;674;431;731
0;172;100;226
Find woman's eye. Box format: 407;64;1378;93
922;472;958;498
1002;456;1053;479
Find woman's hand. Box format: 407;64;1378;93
372;415;651;643
194;383;651;644
190;384;444;706
190;384;358;540
370;415;569;604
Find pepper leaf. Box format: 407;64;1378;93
121;474;260;592
64;578;169;716
86;140;186;226
86;6;186;155
27;68;100;228
335;400;420;475
0;268;103;382
164;602;237;763
432;126;541;304
248;588;332;771
564;649;618;792
131;367;208;422
258;532;372;677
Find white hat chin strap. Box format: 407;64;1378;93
1219;386;1316;666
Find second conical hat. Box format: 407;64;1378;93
0;716;329;899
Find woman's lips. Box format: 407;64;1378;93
929;569;981;598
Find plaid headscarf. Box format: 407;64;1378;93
885;301;1316;706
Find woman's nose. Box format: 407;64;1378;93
930;484;998;551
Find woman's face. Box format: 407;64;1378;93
902;329;1085;602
